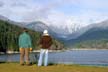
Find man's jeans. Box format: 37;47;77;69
38;49;48;66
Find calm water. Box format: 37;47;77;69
0;50;108;66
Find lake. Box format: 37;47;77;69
0;50;108;66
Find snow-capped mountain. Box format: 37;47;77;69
0;15;83;38
25;20;85;40
1;15;108;42
26;21;50;32
25;21;62;39
64;20;108;47
48;23;82;36
64;20;108;40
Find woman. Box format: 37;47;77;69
38;30;52;66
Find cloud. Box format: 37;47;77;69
0;0;60;22
0;0;108;30
0;1;4;7
64;0;108;9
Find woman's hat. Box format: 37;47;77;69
43;30;49;35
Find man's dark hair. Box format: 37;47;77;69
23;28;28;32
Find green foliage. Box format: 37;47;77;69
0;20;41;51
74;39;108;49
50;39;64;50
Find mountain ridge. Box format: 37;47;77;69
1;15;108;48
64;20;108;47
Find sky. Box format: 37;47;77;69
0;0;108;27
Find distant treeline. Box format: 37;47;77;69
0;20;63;52
73;39;108;49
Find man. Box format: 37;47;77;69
38;30;52;66
19;28;32;66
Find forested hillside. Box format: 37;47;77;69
73;39;108;49
0;20;63;53
0;20;41;52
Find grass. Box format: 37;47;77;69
0;63;108;72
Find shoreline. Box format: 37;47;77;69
0;48;108;54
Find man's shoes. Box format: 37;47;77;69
20;64;24;66
26;63;32;66
20;63;32;66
